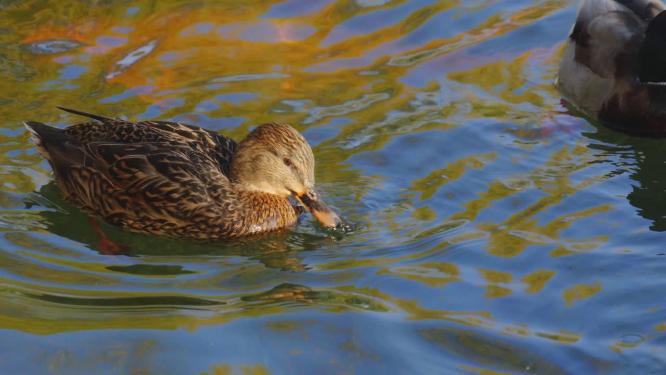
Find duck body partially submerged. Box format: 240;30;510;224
558;0;666;135
26;107;340;240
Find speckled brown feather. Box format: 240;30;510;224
26;109;302;240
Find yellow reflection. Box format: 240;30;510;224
449;52;543;106
503;324;530;337
202;364;271;375
459;365;512;375
455;143;611;257
534;331;580;344
0;283;392;334
410;153;495;201
479;269;512;298
609;334;645;353
522;269;555;294
411;206;436;221
423;326;568;374
389;0;565;68
562;283;602;307
378;262;459;287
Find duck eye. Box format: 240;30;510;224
283;158;293;167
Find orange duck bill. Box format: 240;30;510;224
294;190;341;228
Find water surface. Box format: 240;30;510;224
1;0;665;374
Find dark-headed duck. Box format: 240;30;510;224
558;0;666;135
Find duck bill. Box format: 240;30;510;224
296;190;340;228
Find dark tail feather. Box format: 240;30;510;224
56;106;113;122
24;121;67;144
24;121;83;173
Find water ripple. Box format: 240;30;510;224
0;0;664;373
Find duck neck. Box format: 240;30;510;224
223;187;300;236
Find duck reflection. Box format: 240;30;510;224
28;182;330;271
583;122;666;231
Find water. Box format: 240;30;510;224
1;0;665;373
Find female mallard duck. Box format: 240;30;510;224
558;0;666;135
25;107;341;240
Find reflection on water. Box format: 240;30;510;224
1;0;666;373
583;123;666;233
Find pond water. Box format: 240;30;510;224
1;0;665;373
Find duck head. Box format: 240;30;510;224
230;123;341;228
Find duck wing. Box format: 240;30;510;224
80;142;228;219
26;121;230;227
57;107;238;176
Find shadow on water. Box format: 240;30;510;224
3;183;391;330
2;182;396;334
30;182;337;271
583;124;666;232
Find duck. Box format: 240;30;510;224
25;107;341;240
557;0;666;135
